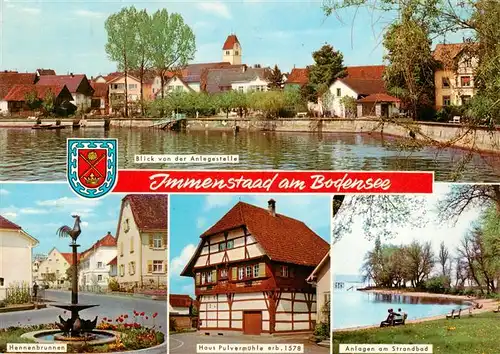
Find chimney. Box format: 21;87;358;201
268;199;276;217
107;231;111;236
70;72;74;77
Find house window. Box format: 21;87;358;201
461;95;472;105
336;88;341;97
153;234;162;248
238;267;244;280
225;50;230;55
281;266;289;277
235;51;239;55
120;242;123;256
238;86;244;92
253;264;259;278
128;84;137;89
220;268;228;279
246;265;252;278
460;76;471;87
207;271;212;283
152;260;163;273
0;277;4;286
219;242;226;252
97;275;103;282
124;219;130;233
97;262;103;269
167;85;173;91
226;240;234;249
324;292;331;303
464;58;472;68
442;96;451;106
442;77;450;88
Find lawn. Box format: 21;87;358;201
333;312;500;354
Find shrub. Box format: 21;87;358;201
108;278;120;292
313;322;330;341
5;283;31;305
0;301;5;308
424;276;448;294
169;317;177;332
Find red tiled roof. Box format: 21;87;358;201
124;195;168;231
90;82;108;98
61;252;81;264
103;72;122;82
37;69;56;75
81;232;117;260
3;84;67;101
346;65;385;80
187;201;329;270
357;93;400;103
107;256;117;266
36;74;87;93
170;294;194;308
222;34;240;50
339;78;387;96
286;68;309;85
0;72;37;98
0;215;22;230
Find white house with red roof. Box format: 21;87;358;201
116;195;168;290
0;215;39;300
306;252;330;326
36;74;94;109
324;65;400;118
35;247;79;288
181;199;329;335
78;232;117;291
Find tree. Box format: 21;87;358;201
150;9;196;101
307;44;347;102
267;65;284;90
105;6;140;117
134;9;153;115
24;88;40;112
383;18;436;120
41;89;55;116
438;241;451;286
339;96;357;118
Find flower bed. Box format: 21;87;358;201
0;311;164;353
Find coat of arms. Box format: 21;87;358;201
67;139;118;198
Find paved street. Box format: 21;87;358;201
170;332;330;354
0;290;167;334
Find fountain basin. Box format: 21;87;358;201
21;329;121;346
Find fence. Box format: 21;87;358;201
0;286;46;304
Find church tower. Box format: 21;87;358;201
222;34;242;65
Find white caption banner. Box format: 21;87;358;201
135;154;240;164
197;344;304;353
339;344;433;353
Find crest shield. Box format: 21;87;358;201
67;139;118;198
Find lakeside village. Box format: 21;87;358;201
0;6;491;132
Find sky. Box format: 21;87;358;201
332;183;484;278
169;194;331;297
1;0;403;76
0;183;124;256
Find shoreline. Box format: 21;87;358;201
334;289;499;332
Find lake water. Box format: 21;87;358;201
333;286;468;329
0;127;498;181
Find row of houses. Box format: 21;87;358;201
0;33;476;118
1;194;167;301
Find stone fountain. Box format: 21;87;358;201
22;215;117;346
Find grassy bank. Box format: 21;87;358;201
333;312;500;354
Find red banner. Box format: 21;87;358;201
112;170;433;194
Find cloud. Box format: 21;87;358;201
0;189;10;195
196;217;207;229
19;208;49;215
197;2;231;19
37;197;100;208
0;205;48;216
204;195;236;211
1;212;17;219
19;7;41;14
170;244;197;275
74;9;105;19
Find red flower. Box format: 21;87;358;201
103;317;107;321
133;310;138;316
140;312;144;316
146;316;149;320
107;319;112;323
153;312;158;318
124;314;128;319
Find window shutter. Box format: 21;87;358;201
276;265;282;277
130;237;133;252
147;260;153;273
164;261;168;273
162;234;167;249
149;234;154;248
231;267;237;280
259;262;266;277
212;269;217;283
195;273;201;286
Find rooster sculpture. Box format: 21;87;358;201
57;215;82;243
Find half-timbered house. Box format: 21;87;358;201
181;199;329;335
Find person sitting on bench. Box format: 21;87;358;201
380;309;395;327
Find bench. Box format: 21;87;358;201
380;313;407;327
296;112;308;118
446;308;462;319
449;116;461;124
